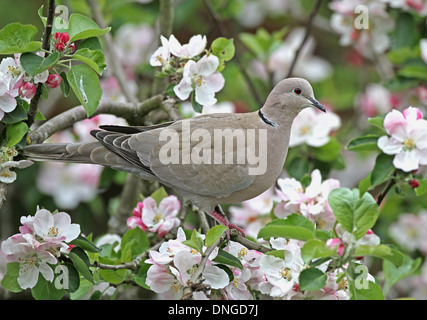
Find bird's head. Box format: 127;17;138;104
270;77;326;114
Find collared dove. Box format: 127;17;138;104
23;77;325;236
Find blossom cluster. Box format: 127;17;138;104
150;34;225;106
0;208;80;289
0;53;61;120
144;227;351;300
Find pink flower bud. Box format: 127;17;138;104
45;74;62;89
58;32;70;44
56;42;65;52
326;238;345;256
409;179;420;189
53;32;61;40
68;43;76;52
19;82;36;99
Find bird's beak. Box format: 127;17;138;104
308;97;326;113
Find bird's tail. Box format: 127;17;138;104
22;141;100;164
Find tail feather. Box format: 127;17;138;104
23;142;95;164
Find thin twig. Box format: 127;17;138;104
26;0;56;127
286;0;323;78
87;0;137;103
201;0;263;106
376;172;396;206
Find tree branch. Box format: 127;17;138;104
26;0;56;127
28;94;167;144
286;0;323;78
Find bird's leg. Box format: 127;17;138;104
209;205;246;238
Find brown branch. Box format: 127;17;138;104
286;0;323;78
26;0;56;127
28;94;166;144
201;0;263;106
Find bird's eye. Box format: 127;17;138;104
293;87;302;95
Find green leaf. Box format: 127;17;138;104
69;279;94;300
99;269;127;285
352;245;404;266
0;23;41;54
352;280;385;300
183;229;205;253
58;262;80;293
67;13;111;42
31;274;65;300
415;179;427;196
191;92;203;113
6;122;29;147
74;48;106;75
150;187;168;206
328;188;379;240
368;116;385;130
1;262;22;293
383;255;422;295
59;71;70;97
134;262;151;290
299;268;327;291
358;172;371;196
69;247;93;283
346;135;380;152
211;37;235;71
393;12;417;49
398;63;427;80
301;239;335;264
286;156;310;180
1;103;28;124
120;227;149;262
69;235;102;253
67;64;102;116
20;52;59;77
205;225;228;247
212;249;243;270
312;138;342;161
371;153;395;188
258;214;315;241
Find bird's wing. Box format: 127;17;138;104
127;113;259;198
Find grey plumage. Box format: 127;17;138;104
23;78;325;234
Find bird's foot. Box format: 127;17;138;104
209;210;246;238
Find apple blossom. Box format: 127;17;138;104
19;82;36;99
149;35;171;67
258;239;305;298
174;54;225;106
0;160;33;184
289;107;341;148
229;188;275;239
389;211;427;253
1;233;57;289
382;0;427;16
275;169;340;229
45;73;62;89
135;195;181;237
330;0;394;56
32;208;80;244
326;238;345;256
168;34;207;59
377;106;427;172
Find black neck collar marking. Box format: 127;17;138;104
258;110;278;128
